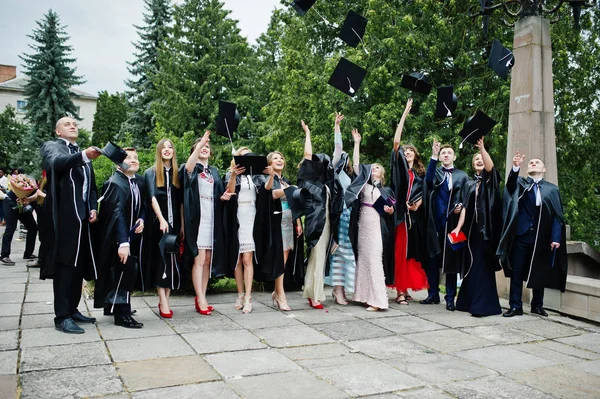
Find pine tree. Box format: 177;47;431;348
92;91;129;147
0;106;28;170
20;9;84;145
121;0;171;147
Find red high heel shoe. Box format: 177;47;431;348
194;297;211;315
307;298;324;309
158;303;173;318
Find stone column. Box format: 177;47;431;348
505;16;558;185
497;16;558;303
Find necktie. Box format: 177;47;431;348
533;182;541;206
68;143;80;154
442;167;453;190
131;179;140;213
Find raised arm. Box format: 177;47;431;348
425;140;441;184
506;151;525;195
301;120;312;161
352;129;361;175
475;137;494;172
186;130;210;173
393;98;412;152
333;112;344;166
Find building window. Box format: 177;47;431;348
16;100;27;113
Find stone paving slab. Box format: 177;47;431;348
20;341;111;372
117;355;220;391
20;364;123;399
228;310;302;330
131;381;239;399
253;324;334;348
183;329;266;354
212;300;275;315
508;364;600;399
20;313;59;330
166;313;244;334
394;386;456;398
345;335;431;360
206;348;301;378
456;345;557;373
278;342;371;369
570;359;600;377
0;316;19;331
460;324;544;344
512;340;600;364
0;350;18;375
0;303;22;317
0;375;17;399
97;320;176;341
556;333;600;354
313;319;395;342
439;375;550;399
404;328;494;353
106;335;195;362
314;360;423;396
24;291;54;303
25;283;54;292
0;293;24;304
21;301;55;315
369;315;447;334
0;330;18;351
508;318;583;339
20;325;100;348
339;303;409;319
419;311;497;328
227;369;347;399
286;307;358;324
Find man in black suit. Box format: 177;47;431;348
497;152;567;317
40;117;101;334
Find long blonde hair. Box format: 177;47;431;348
371;162;386;186
155;139;180;188
230;146;251;171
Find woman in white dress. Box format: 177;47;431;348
225;147;274;314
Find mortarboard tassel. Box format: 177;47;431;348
459;128;479;149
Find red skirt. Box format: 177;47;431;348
390;222;428;292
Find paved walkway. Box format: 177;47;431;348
1;232;600;398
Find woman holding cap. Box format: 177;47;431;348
455;137;502;317
182;131;230;316
225;147;274;314
144;139;182;318
254;151;304;311
346;129;395;311
389;99;428;305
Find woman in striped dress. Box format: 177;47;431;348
325;112;356;305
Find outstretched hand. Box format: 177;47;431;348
475;137;485;151
513;151;525;167
197;130;211;151
432;140;441;157
402;98;413;116
334;111;345;127
352;129;361;143
301;120;310;135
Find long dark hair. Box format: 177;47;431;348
402;144;425;177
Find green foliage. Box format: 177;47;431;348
121;0;172;148
20;9;84;144
92;91;129;147
0;106;28;169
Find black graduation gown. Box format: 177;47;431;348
39;139;98;280
423;162;469;274
223;172;266;273
143;166;182;289
253;175;305;288
345;164;396;285
297;154;339;277
180;163;227;277
390;149;425;262
93;171;146;309
496;171;568;292
330;152;350;246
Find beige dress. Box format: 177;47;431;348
303;188;330;302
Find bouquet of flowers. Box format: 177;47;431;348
8;174;38;213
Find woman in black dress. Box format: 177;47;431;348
144;139;183;318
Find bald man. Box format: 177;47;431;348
40;117;102;334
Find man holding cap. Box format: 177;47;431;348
421;140;468;311
40;116;101;334
497;153;567;317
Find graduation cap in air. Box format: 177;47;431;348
284;187;313;219
328;58;367;97
93;142;129;170
400;72;432;95
488;39;515;80
233;153;268;175
216;101;240;154
458;110;497;149
291;0;316;16
339;10;368;50
435;86;458;118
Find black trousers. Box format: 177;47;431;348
509;231;544;309
53;262;83;323
1;199;37;258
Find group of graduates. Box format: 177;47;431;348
35;98;567;334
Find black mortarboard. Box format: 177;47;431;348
400;72;432;95
216;100;240;153
435;86;458;118
158;233;179;280
339;10;367;48
94;142;129;170
291;0;316;16
284;187;313;219
328;58;367;97
458;110;497;149
488;39;515;80
233;154;268;175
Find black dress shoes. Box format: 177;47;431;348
446;302;456;311
531;306;548;317
55;318;85;334
503;308;524;317
115;315;144;329
420;296;441;305
0;257;15;266
23;254;37;260
72;311;97;323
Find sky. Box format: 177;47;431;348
0;0;282;96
